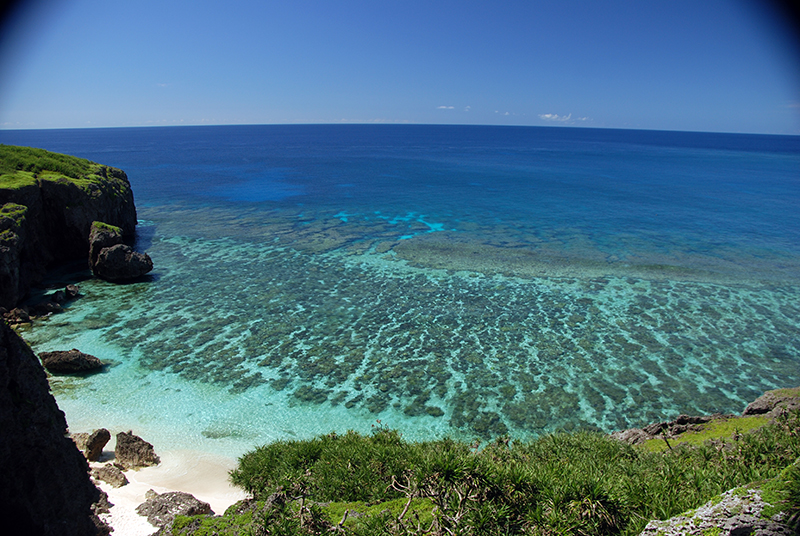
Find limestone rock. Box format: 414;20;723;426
93;488;113;515
0;320;104;535
94;243;153;281
91;464;128;488
115;431;160;469
639;487;795;535
613;414;719;445
72;428;111;461
92;490;114;536
135;490;213;528
610;427;651;445
86;428;111;461
39;348;104;373
2;306;30;325
743;388;800;418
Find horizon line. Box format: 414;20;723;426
0;122;798;137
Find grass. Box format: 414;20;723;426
641;414;771;452
0;144;116;192
771;387;800;398
91;221;123;234
1;144;94;179
168;410;800;535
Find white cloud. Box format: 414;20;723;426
539;113;590;123
336;118;412;124
539;113;571;122
437;105;455;109
464;105;471;111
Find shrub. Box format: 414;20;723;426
226;410;800;535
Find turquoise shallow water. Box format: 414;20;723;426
4;125;800;459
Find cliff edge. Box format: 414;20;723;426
0;320;105;535
0;145;137;308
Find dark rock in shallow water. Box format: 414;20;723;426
94;243;153;281
136;490;213;528
39;348;104;373
88;221;153;281
3;306;30;325
65;283;80;299
115;430;160;469
26;285;81;319
88;221;124;271
0;321;106;535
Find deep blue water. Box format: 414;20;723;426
2;124;799;456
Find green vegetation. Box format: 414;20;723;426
91;221;123;234
641;414;771;452
1;144;94;180
168;411;800;535
772;387;800;399
0;203;27;242
0;144;110;191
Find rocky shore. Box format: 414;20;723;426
0;145;143;310
0;146;159;534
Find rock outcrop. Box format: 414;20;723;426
136;490;214;529
115;430;160;469
611;413;721;445
0;146;138;309
743;388;800;418
614;387;800;447
88;221;152;281
0;320;106;535
72;428;111;461
91;464;128;488
639;487;795;535
39;348;105;373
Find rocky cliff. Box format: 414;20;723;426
0;145;137;308
0;320;105;535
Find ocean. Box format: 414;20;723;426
1;124;799;458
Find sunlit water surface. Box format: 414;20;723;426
2;125;799;459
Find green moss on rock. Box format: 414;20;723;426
90;221;123;235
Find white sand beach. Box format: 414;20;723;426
93;448;248;535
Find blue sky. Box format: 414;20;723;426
0;0;798;133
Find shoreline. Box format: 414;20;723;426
91;445;247;535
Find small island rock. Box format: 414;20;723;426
94;243;153;280
39;348;104;373
114;431;160;469
88;221;153;281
